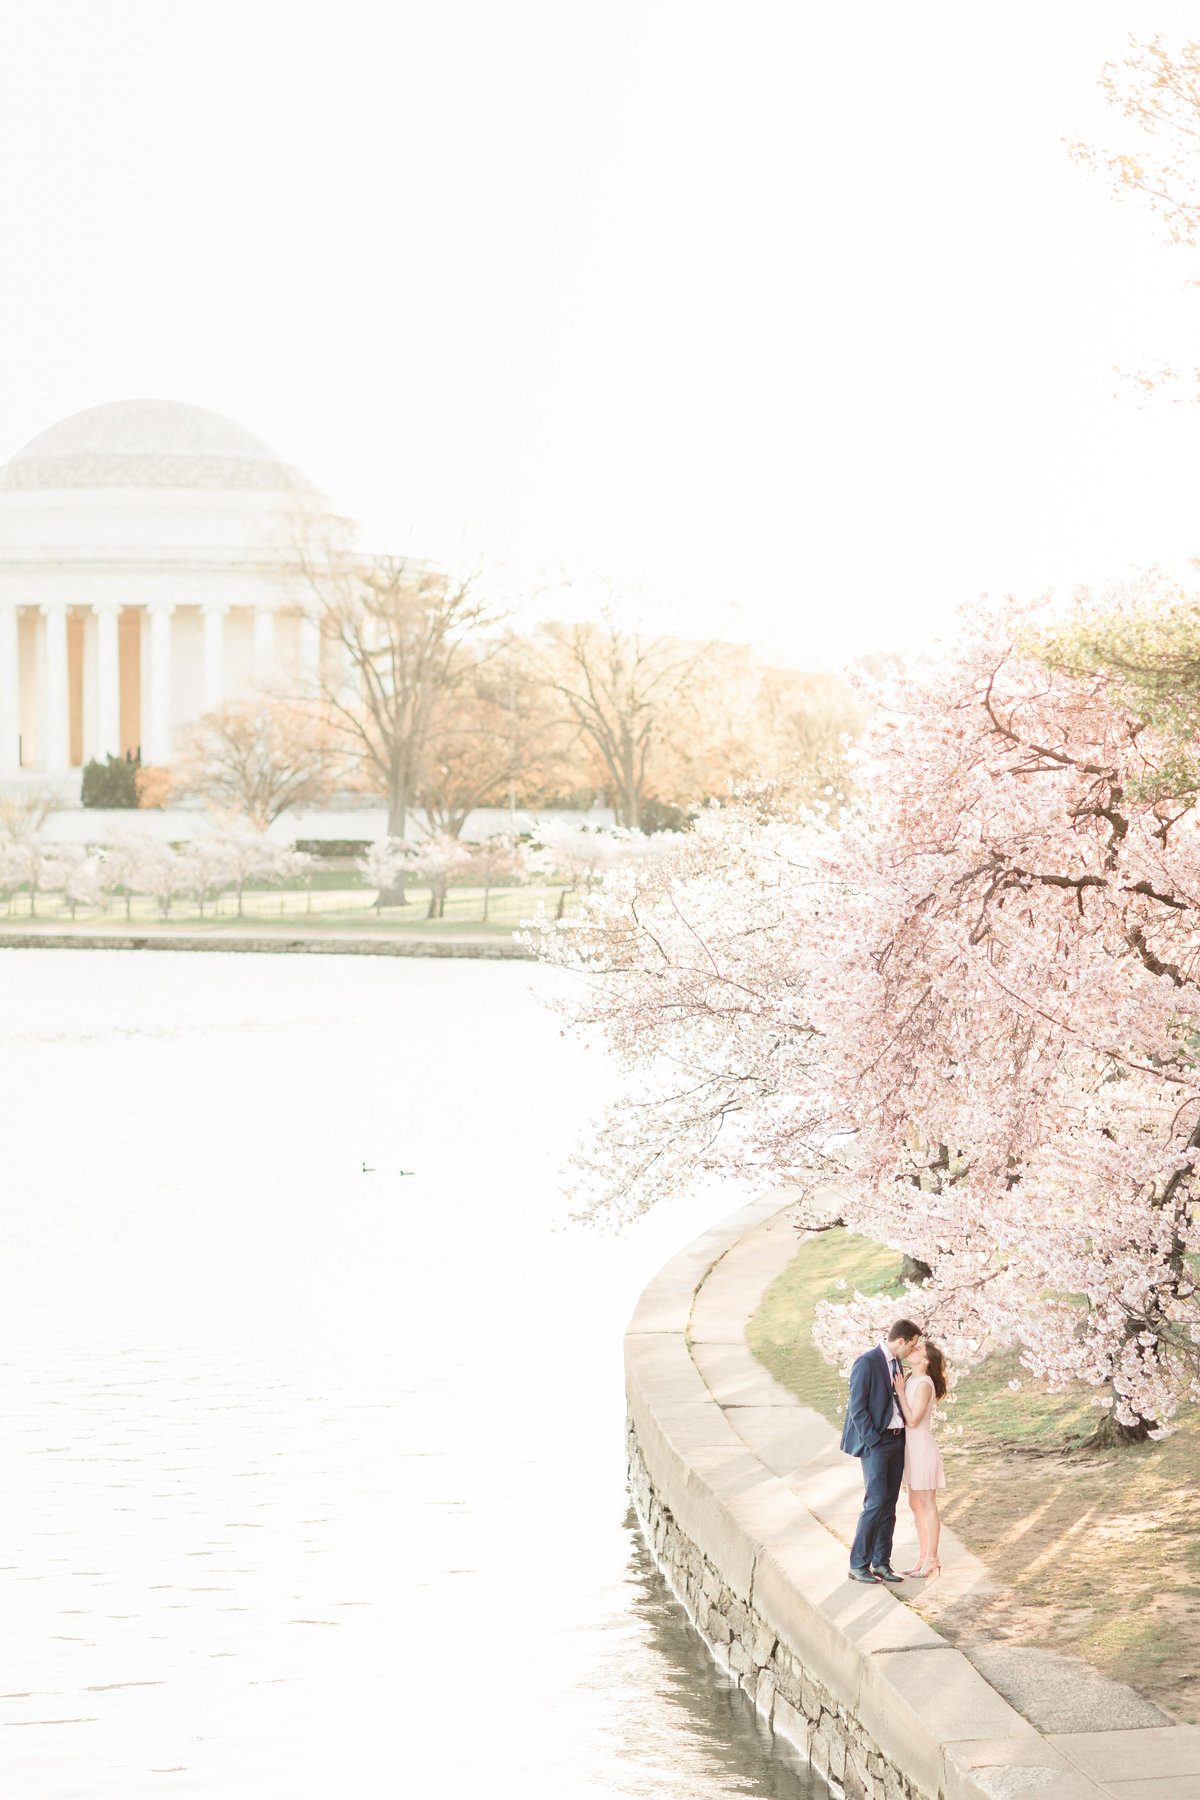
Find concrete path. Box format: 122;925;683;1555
685;1198;1196;1797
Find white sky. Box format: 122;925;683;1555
1;1;1199;665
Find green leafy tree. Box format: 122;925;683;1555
1033;577;1200;797
81;751;140;809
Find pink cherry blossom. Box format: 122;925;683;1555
532;600;1200;1434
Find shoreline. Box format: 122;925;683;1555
626;1194;1195;1800
0;928;533;959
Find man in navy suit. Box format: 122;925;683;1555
840;1319;922;1583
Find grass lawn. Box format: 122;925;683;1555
747;1227;1200;1720
0;885;570;937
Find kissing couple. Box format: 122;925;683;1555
840;1318;948;1584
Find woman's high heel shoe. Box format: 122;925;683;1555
910;1558;941;1579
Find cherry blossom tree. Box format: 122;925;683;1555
362;833;472;917
469;835;529;923
363;837;408;905
6;838;83;917
134;843;185;918
535;601;1200;1441
175;840;236;917
206;832;302;919
1071;33;1200;403
1071;35;1200;256
99;834;152;919
405;833;473;919
0;842;26;912
269;846;318;911
531;819;681;919
62;854;109;918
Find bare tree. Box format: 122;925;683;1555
417;642;549;838
0;782;62;841
297;548;502;838
540;601;715;829
173;702;340;829
740;662;864;814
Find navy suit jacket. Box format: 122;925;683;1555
840;1345;900;1457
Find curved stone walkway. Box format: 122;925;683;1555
627;1192;1200;1800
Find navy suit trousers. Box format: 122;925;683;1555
849;1432;905;1571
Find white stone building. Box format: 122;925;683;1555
0;398;334;778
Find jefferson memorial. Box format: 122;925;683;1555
0;399;335;777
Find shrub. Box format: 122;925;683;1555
637;798;695;835
294;839;373;858
81;752;140;809
135;765;173;809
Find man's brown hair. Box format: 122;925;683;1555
887;1319;921;1344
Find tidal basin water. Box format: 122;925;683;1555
0;952;826;1799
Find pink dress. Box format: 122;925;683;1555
903;1374;945;1491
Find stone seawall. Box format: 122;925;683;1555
628;1426;920;1800
0;931;532;959
625;1195;1144;1800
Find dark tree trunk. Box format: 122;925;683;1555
386;789;410;903
901;1255;934;1284
1081;1400;1155;1450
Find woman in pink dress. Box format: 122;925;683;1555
892;1338;947;1578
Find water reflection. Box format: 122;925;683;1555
0;951;825;1798
602;1510;828;1799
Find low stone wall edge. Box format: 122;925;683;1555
625;1195;1112;1800
0;931;533;959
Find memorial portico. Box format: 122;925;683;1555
0;399;333;779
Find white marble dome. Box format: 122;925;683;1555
0;400;333;777
1;398;314;493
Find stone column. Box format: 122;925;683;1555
298;611;321;694
93;603;121;759
202;604;228;713
40;601;70;773
0;604;20;772
253;606;275;689
146;603;175;764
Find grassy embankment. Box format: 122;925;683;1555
747;1228;1200;1720
0;883;574;938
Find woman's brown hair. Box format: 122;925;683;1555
922;1339;948;1400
